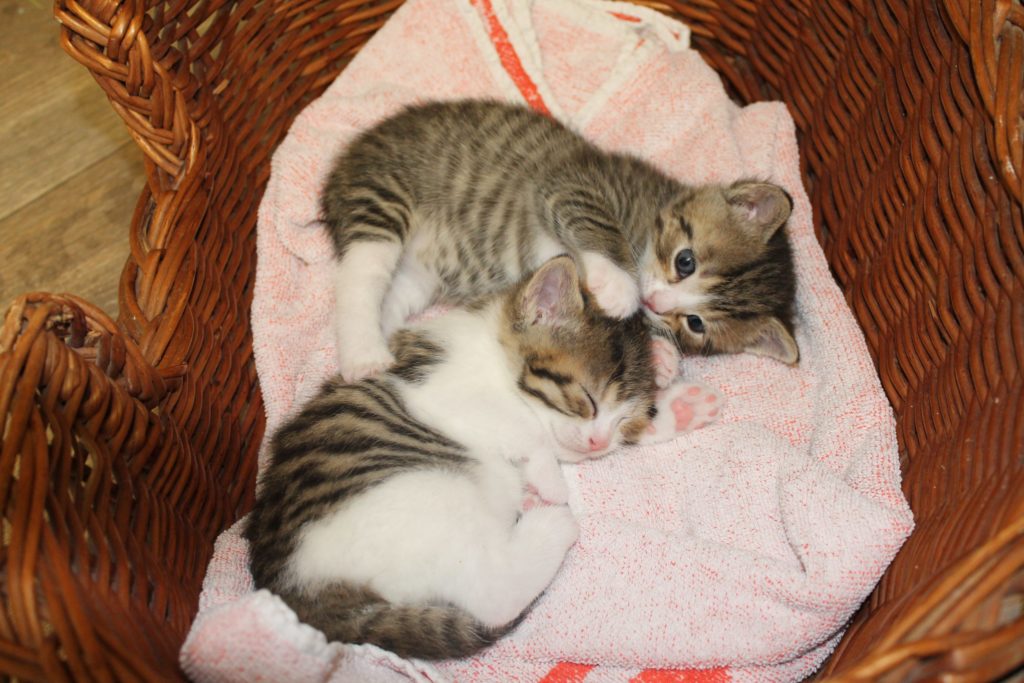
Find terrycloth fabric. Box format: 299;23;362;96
179;0;915;681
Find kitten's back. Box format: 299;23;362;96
245;374;517;659
245;376;466;587
322;100;583;255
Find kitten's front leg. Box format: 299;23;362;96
521;452;569;505
541;181;641;318
638;379;724;446
580;252;642;319
332;240;402;382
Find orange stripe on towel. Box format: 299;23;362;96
471;0;551;115
539;663;730;682
608;11;641;22
630;667;731;683
540;662;596;683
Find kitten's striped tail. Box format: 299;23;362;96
280;584;515;660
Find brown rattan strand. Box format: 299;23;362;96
0;0;1020;680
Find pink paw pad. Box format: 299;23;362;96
671;397;696;430
642;380;725;445
663;382;724;435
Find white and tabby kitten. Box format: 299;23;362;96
322;99;798;382
246;257;709;660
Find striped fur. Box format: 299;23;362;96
245;256;656;659
322;99;798;383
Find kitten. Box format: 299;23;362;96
322;99;798;382
245;256;719;659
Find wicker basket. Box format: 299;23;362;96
0;0;1021;680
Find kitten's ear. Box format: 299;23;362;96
523;256;585;327
745;317;799;365
726;181;793;241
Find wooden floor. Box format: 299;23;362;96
0;0;144;317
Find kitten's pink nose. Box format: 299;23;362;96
642;295;659;313
588;436;610;452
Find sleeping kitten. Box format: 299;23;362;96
245;256;719;659
322;99;798;382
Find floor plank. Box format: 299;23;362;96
0;0;142;317
0;143;143;315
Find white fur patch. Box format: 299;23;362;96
289;469;577;628
532;233;570;266
581;252;641;318
332;241;402;381
380;246;440;336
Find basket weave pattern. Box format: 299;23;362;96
0;0;1021;680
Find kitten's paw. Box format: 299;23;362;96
522;487;545;511
523;455;569;505
522;480;568;509
532;474;569;506
546;477;570;505
640;381;724;444
521;505;579;554
582;253;641;318
338;344;394;383
650;336;682;389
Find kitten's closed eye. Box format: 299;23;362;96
563;383;597;420
582;388;597;418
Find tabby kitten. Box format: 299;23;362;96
323;99;798;382
246;257;707;660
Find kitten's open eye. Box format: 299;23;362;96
674;249;696;279
686;314;705;334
